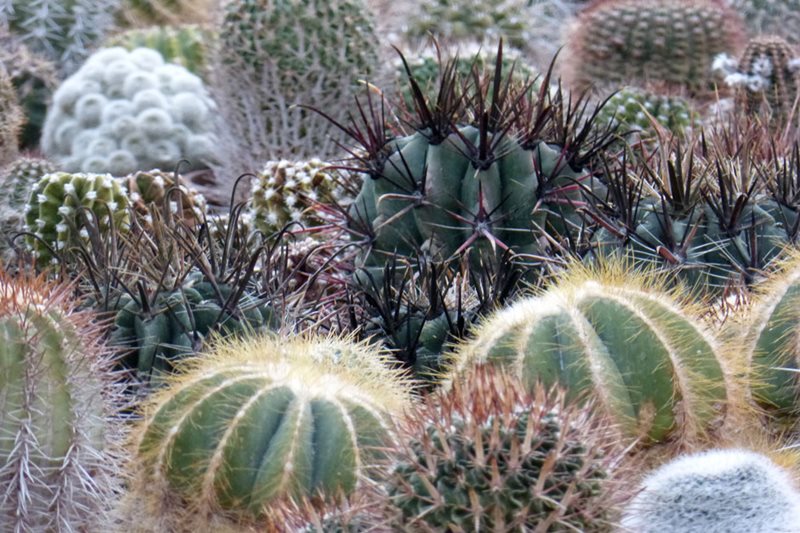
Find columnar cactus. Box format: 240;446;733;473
24;171;130;266
621;449;800;533
42;47;219;176
0;66;23;168
123;335;411;529
211;0;378;187
384;366;621;531
451;264;736;442
0;274;122;531
0;0;120;74
107;25;211;77
565;0;745;92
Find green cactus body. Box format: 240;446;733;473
0;276;119;531
452;267;732;442
251;159;348;235
24;171;130;266
597;87;696;140
125;169;207;225
116;0;213;26
129;335;410;524
0;157;56;252
566;0;744;92
107;25;211;77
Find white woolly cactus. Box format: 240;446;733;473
41;47;219;176
621;448;800;532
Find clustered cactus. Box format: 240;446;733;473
42;47;219;177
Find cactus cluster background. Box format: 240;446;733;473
3;0;800;531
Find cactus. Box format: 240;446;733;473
24;171;130;267
728;0;800;46
250;159;350;235
596;87;696;141
106;25;212;77
0;66;23;168
41;47;220;176
0;33;59;149
565;0;745;92
384;366;620;531
123;334;411;528
125;169;207;225
451;263;736;443
210;0;378;188
621;448;800;532
0;273;122;531
0;0;120;74
0;157;56;253
115;0;213;26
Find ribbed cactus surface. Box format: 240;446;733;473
452;265;733;442
596;87;695;140
125;169;207;224
128;335;410;525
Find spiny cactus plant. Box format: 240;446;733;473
0;0;120;74
122;334;411;530
24;171;130;267
0;66;23;168
115;0;213;26
0;157;56;254
106;25;211;77
0;273;122;531
125;169;207;225
251;159;350;235
596;87;696;141
384;365;621;531
451;262;738;443
211;0;378;189
621;448;800;532
565;0;745;93
729;0;800;46
42;47;219;176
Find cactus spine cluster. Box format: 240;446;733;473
621;449;800;532
125;335;411;528
566;0;745;92
384;366;619;531
452;264;735;442
0;274;121;531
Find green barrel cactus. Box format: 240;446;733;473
42;47;219;176
0;0;120;74
729;0;800;46
385;366;620;531
124;169;207;225
106;25;211;77
596;87;695;140
125;335;411;528
115;0;213;26
250;159;348;235
451;264;736;443
24;171;130;266
565;0;745;92
0;274;121;531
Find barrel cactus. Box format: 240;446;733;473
106;25;211;77
0;66;24;168
0;0;120;74
42;47;219;176
123;335;411;529
24;171;130;266
450;264;737;443
621;448;800;533
124;169;207;225
596;87;696;140
384;365;620;531
0;273;122;531
565;0;745;92
0;157;56;252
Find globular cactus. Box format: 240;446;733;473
123;334;411;529
451;263;737;443
106;25;212;77
621;448;800;533
728;0;800;46
125;169;207;225
0;0;120;74
24;171;130;266
383;365;621;531
565;0;745;93
716;36;800;126
211;0;378;189
115;0;213;26
596;87;695;140
0;66;24;168
0;157;56;252
0;273;122;531
250;159;349;235
42;47;220;176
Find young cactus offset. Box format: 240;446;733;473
451;263;736;443
384;366;622;532
0;273;122;531
621;448;800;533
124;334;411;529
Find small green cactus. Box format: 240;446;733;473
124;169;207;225
106;25;211;77
566;0;745;92
24;171;130;266
0;274;122;531
596;87;696;140
123;334;411;529
451;263;738;443
384;366;620;531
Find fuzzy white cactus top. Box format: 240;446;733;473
621;448;800;533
